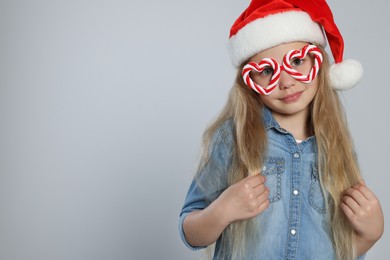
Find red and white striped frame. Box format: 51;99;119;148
242;44;323;95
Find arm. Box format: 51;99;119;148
340;181;384;256
183;174;269;247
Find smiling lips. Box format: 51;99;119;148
280;91;303;103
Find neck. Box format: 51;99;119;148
272;108;311;140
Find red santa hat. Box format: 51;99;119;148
228;0;363;90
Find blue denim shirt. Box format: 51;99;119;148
179;107;365;260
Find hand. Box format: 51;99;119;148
215;171;269;224
341;180;384;244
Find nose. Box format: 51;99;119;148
278;70;295;90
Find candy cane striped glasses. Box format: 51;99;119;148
242;44;323;95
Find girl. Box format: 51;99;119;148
179;1;384;259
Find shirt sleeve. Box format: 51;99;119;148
178;120;234;250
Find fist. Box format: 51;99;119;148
217;172;270;224
341;181;384;242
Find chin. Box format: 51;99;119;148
268;102;311;116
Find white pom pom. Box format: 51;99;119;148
329;59;363;90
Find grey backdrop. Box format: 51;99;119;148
0;0;388;259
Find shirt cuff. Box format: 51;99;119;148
179;212;207;251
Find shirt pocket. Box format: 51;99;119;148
262;156;285;203
308;162;326;214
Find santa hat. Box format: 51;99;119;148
228;0;363;90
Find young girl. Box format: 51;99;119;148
179;1;384;259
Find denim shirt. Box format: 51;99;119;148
179;107;365;260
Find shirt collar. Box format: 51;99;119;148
262;106;281;131
262;106;316;144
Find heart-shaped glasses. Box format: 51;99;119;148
242;45;323;95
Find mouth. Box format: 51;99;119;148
280;91;303;103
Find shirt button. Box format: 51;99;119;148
293;153;300;158
290;229;296;235
262;166;267;171
293;190;299;195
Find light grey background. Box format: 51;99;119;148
0;0;388;259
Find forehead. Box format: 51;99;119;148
250;41;309;63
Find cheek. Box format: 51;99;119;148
302;63;314;75
258;92;279;106
309;78;319;92
304;79;319;100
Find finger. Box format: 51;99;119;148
354;184;377;201
342;195;361;214
246;174;266;187
344;187;367;206
255;199;270;215
254;191;270;209
251;184;268;198
341;201;355;220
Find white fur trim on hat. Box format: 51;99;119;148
228;11;326;67
329;59;363;90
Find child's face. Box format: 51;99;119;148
249;41;320;117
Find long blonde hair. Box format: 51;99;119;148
197;46;361;260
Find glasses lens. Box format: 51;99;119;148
249;66;274;89
288;53;315;76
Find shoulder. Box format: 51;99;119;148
206;119;236;165
197;119;235;189
212;119;235;147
